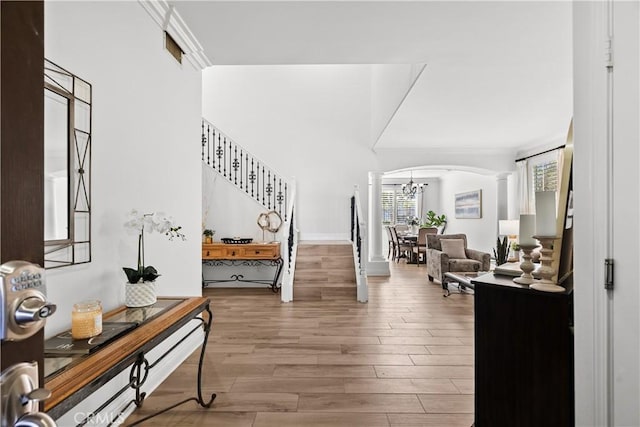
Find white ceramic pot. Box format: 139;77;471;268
125;281;157;307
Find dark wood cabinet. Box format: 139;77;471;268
472;273;574;427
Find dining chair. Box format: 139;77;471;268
411;227;438;266
390;226;412;262
384;225;395;261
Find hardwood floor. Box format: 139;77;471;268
126;261;475;426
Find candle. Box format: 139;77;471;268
519;214;536;245
72;300;102;339
535;191;557;237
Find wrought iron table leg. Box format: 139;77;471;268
271;258;284;293
126;306;216;426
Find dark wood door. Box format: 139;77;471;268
0;0;46;382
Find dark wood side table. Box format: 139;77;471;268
471;273;574;427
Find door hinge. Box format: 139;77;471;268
604;258;614;290
605;38;614;69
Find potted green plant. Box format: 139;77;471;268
493;236;509;266
422;210;448;233
203;228;215;243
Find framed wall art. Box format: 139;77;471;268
455;189;482;219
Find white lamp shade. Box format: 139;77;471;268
535;191;557;237
499;220;519;236
519;214;537;246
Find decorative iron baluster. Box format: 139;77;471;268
262;167;266;205
223;138;228;178
228;140;232;181
208;126;212;167
233;146;238;185
216;133;222;173
245;156;249;193
273;175;277;214
239;149;244;190
265;170;272;209
256;163;260;202
201;121;205;162
250;159;255;197
276;180;283;218
284;183;288;221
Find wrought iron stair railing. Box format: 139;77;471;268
201;119;288;221
351;186;368;303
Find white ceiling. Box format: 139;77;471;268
172;1;573;155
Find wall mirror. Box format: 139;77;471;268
44;59;92;269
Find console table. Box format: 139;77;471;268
472;273;574;427
44;297;215;425
202;242;283;293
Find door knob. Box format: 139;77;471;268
14;413;57;427
15;297;57;325
21;388;52;405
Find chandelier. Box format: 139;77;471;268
401;173;426;198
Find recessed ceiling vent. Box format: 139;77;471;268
164;31;184;64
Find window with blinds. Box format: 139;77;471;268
533;160;558;192
382;187;418;225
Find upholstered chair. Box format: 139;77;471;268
426;234;491;283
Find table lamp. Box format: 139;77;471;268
498;219;519;262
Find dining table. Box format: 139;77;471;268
397;232;419;263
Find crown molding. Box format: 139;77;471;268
138;0;212;70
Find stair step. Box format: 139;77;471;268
297;242;352;256
294;286;357;302
294;281;357;288
294;270;357;283
296;256;355;270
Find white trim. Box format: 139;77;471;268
138;0;212;70
366;260;390;276
573;1;611;425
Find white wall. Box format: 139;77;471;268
203;65;376;240
438;171;497;255
44;1;202;336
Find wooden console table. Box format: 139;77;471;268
202;242;283;293
472;273;574;426
44;297;215;425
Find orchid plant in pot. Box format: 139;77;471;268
123;209;185;307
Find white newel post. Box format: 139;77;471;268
367;171;390;276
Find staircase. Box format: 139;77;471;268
293;242;357;301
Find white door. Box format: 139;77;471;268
574;2;640;426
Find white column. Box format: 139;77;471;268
367;171;389;276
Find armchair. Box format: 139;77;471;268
426;234;491;284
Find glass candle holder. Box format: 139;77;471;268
71;299;102;339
